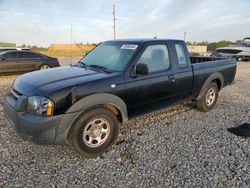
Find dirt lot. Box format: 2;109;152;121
0;62;249;187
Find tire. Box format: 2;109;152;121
68;107;119;158
237;56;243;62
195;82;218;112
39;64;51;70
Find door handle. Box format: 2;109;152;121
168;75;175;82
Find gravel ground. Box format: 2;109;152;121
0;62;250;187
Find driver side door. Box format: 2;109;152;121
123;43;175;117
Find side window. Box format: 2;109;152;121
175;44;188;68
137;45;170;73
4;52;18;59
19;52;38;59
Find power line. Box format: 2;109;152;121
0;8;194;32
0;7;196;38
0;1;111;15
0;8;110;20
0;20;108;27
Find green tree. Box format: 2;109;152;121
207;42;217;52
215;40;233;48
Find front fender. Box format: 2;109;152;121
66;93;128;122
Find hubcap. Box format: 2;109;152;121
82;118;110;148
206;88;216;106
40;65;50;69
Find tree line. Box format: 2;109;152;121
186;40;244;52
18;40;245;52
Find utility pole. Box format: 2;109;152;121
184;31;187;42
112;4;116;40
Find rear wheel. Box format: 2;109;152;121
68;107;119;158
39;64;51;70
195;82;218;112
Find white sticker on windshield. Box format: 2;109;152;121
121;44;138;50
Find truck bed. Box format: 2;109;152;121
191;57;236;98
190;56;227;64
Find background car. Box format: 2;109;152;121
213;47;250;61
0;47;30;53
0;50;60;74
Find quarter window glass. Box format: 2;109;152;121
175;44;188;68
137;45;170;73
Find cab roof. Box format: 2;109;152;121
104;38;184;44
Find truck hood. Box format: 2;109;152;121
13;66;113;96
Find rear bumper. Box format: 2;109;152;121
4;95;79;144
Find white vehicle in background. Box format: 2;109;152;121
213;46;250;62
243;37;250;45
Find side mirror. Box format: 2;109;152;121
135;63;149;75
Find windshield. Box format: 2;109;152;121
79;42;138;71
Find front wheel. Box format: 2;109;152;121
195;82;218;112
68;107;119;158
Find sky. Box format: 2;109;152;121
0;0;250;47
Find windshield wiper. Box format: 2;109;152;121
77;62;86;67
79;62;86;66
88;64;112;73
76;62;88;70
78;62;112;73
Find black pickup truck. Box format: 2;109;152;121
4;39;236;157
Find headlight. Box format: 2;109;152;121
27;96;54;116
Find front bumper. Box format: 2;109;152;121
4;94;79;144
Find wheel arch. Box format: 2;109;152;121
66;93;128;123
54;93;128;144
197;72;224;99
